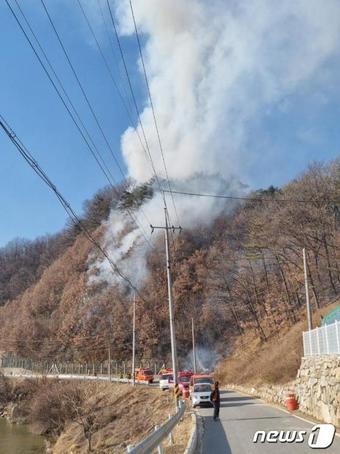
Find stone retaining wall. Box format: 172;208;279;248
227;382;294;407
295;355;340;427
227;355;340;428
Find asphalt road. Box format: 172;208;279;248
198;390;340;453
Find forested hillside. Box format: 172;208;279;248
0;161;338;364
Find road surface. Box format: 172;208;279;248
198;390;340;453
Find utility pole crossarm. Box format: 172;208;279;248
150;224;182;233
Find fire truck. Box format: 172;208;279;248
134;368;154;383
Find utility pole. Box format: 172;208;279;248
151;207;182;394
108;345;111;382
303;248;313;330
192;317;197;374
132;292;136;386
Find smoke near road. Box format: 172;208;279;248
184;346;221;373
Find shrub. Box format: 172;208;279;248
0;373;11;406
29;381;84;436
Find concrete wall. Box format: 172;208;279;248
295;355;340;427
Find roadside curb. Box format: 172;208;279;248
184;410;203;454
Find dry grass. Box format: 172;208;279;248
216;300;339;386
53;382;192;454
163;411;193;454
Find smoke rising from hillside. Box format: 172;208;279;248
89;0;340;287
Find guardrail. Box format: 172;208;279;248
127;400;186;454
303;320;340;356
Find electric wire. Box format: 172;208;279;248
74;0;152;229
0;114;147;302
5;0;114;188
76;0;134;122
39;0;125;178
106;0;170;217
39;0;153;238
12;0;115;186
97;0;137;124
162;189;337;205
76;0;140;150
6;0;151;245
128;0;180;226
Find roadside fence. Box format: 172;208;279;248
303;320;340;356
0;354;165;380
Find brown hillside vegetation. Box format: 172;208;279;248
52;382;191;454
0;160;338;368
0;377;191;453
216;299;339;386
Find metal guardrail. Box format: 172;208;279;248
127;400;186;454
303;320;340;356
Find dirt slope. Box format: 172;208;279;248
52;382;192;454
216;299;339;386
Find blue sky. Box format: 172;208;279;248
0;0;339;247
0;0;143;246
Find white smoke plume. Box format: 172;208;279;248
115;0;340;182
184;346;221;373
89;0;340;286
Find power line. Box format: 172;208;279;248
97;0;138;126
39;0;124;178
6;0;151;245
12;0;120;186
128;0;180;226
0;114;147;302
5;0;114;187
37;0;153;238
106;0;169;213
76;0;134;122
74;0;152;228
76;0;146;158
162;189;335;204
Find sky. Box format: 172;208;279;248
0;0;339;247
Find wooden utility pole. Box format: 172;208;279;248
192;317;197;374
303;248;313;330
108;346;111;382
132;292;136;386
151;207;182;397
